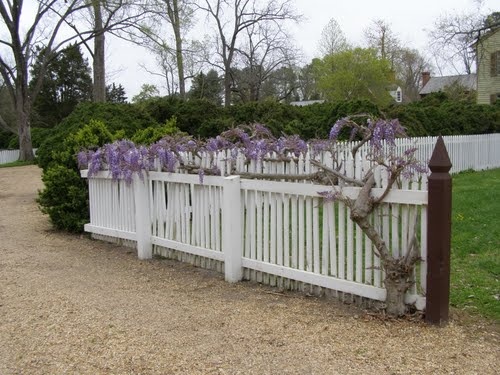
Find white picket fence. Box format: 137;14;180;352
0;149;38;164
408;134;500;173
81;166;428;310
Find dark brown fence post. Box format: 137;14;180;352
426;136;452;325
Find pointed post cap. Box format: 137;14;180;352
429;136;452;173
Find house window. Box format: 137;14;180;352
491;93;500;104
491;51;500;76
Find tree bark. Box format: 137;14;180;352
224;69;232;106
168;0;185;99
16;86;34;161
384;276;410;316
92;0;106;103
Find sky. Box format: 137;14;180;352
105;0;497;98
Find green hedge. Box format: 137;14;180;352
37;102;158;170
36;105;182;232
35;94;499;233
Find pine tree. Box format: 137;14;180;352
30;44;93;128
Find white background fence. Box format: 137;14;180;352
80;133;500;311
0;149;38;164
408;134;500;173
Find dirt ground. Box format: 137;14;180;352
0;165;498;374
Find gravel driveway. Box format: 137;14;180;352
0;165;498;374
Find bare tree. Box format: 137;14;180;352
196;0;301;106
66;1;151;103
0;0;97;160
395;48;431;102
364;19;401;70
92;0;106;102
428;4;500;75
317;18;349;57
429;12;482;74
232;21;298;102
126;0;196;98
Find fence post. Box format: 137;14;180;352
133;174;152;260
223;175;243;282
426;136;452;325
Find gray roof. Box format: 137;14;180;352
290;100;325;106
419;74;477;95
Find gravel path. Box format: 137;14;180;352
0;165;498;374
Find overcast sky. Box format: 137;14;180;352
105;0;497;98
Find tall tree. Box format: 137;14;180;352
131;84;160;103
260;66;299;102
312;48;393;105
364;19;401;70
188;69;223;104
131;0;195;98
0;79;16;134
296;63;320;101
106;83;128;103
0;0;94;160
197;0;300;106
394;48;431;102
92;0;106;102
66;1;150;102
317;18;349;57
231;21;297;103
30;44;93;128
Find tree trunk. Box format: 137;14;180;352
384;276;410;316
224;65;232;107
170;0;185;99
16;95;34;161
93;0;106;102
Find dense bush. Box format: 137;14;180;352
37;165;89;232
37;120;119;231
131;117;183;145
385;93;500;136
0;130;16;149
36;111;182;232
36;95;499;233
37;102;158;170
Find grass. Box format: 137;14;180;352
450;168;500;321
0;160;35;168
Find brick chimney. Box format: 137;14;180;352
422;72;431;88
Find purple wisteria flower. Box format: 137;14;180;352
329;118;349;140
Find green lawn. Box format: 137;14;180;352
0;160;35;168
450;168;500;321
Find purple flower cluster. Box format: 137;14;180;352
78;140;154;183
329;118;349;141
78;120;427;186
367;118;406;150
205;124;309;161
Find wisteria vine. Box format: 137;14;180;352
78;117;428;185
